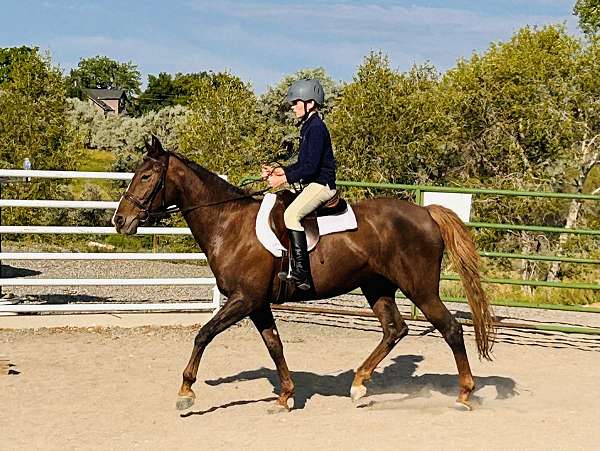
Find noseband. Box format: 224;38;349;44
122;154;170;224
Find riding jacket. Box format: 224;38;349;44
284;113;336;189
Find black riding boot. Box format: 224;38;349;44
285;229;312;291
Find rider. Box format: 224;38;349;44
262;79;337;291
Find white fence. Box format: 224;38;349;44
0;169;221;316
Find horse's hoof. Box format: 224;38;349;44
350;384;367;402
454;400;472;411
267;402;290;414
176;396;195;411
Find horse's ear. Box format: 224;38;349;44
143;136;152;153
146;134;165;156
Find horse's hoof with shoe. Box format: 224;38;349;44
454;400;472;411
176;395;195;411
350;384;368;402
267;401;291;414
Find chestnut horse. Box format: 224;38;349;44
113;136;495;412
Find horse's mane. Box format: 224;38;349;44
170;151;246;196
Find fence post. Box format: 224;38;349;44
211;285;222;317
409;188;424;320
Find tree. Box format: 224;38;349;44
0;46;36;85
179;72;276;182
437;25;599;287
134;71;210;116
0;49;79;226
0;49;77;170
65;55;141;98
328;52;454;185
574;0;600;35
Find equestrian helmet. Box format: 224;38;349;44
286;79;325;106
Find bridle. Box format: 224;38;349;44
121;152;270;224
122;154;170;224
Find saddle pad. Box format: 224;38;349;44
256;193;358;257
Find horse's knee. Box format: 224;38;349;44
194;329;211;347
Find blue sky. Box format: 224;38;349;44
1;0;580;93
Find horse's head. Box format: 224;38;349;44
113;135;175;235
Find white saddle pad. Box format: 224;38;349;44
255;193;358;257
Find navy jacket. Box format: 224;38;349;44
284;113;336;189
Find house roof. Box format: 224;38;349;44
87;96;114;112
84;88;126;100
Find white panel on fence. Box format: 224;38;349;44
423;192;472;223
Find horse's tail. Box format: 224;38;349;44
426;204;496;360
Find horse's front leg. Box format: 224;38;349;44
250;303;295;412
176;294;259;410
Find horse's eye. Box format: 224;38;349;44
141;174;151;181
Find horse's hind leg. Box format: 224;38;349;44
413;292;475;410
350;280;408;402
250;303;295;412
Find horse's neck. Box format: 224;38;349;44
173;160;255;257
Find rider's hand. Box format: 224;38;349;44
261;165;284;179
267;173;287;188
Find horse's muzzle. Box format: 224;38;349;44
113;214;140;235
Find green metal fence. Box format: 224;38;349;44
337;180;600;329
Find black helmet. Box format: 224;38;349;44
286;79;325;106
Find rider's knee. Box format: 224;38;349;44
283;208;302;230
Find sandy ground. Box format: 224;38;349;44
1;316;599;451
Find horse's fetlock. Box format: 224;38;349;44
397;323;409;339
385;323;408;344
182;372;197;386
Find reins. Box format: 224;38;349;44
149;186;271;218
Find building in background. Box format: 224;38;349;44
84;88;127;116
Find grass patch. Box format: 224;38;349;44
71;149;116;199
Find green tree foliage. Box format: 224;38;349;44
0;48;79;227
574;0;600;35
437;26;599;284
134;72;210;115
0;49;77;170
329;52;455;184
65;55;141;98
0;46;36;85
179;72;278;182
440;26;583;186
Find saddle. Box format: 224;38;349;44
268;190;348;251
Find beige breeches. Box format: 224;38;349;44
284;182;337;231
